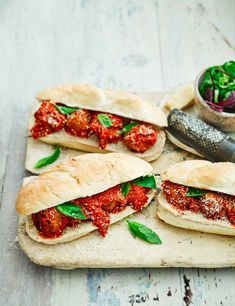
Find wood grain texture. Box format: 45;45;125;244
0;0;235;305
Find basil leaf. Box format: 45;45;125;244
134;175;156;189
186;187;207;197
55;105;79;115
97;114;113;128
34;146;61;169
56;202;87;220
120;121;138;134
127;220;162;244
121;182;131;198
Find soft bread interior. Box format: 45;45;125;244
39;130;166;162
36;84;167;128
26;189;156;244
29;106;166;162
16;153;153;215
157;192;235;236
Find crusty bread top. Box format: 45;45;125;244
36;84;167;128
161;160;235;196
16;153;153;215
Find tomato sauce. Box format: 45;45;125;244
126;185;150;211
31;101;66;139
162;180;235;225
64;109;92;138
123;124;157;153
90;113;123;149
31;101;158;153
224;196;235;225
31;207;80;239
161;181;200;212
32;182;150;239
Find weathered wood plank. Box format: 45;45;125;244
157;0;235;89
0;109;53;306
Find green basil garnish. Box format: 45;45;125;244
97;114;113;128
34;146;61;169
55;105;79;115
56;202;87;220
127;220;162;244
121;182;131;198
134;175;156;189
186;187;207;197
120;121;138;134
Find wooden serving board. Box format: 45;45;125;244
17;183;235;269
19;90;235;268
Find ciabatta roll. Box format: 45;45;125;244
157;160;235;236
16;153;157;244
29;84;167;162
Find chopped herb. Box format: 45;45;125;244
34;146;61;169
56;202;87;219
134;175;156;189
127;220;162;244
55;105;79;115
199;60;235;112
97;114;113;128
120;121;138;134
121;182;131;198
186;187;207;197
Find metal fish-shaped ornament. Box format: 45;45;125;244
167;109;235;162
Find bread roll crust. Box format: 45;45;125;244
16;153;153;215
161;160;235;196
36;84;167;127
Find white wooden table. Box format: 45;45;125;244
0;1;235;305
